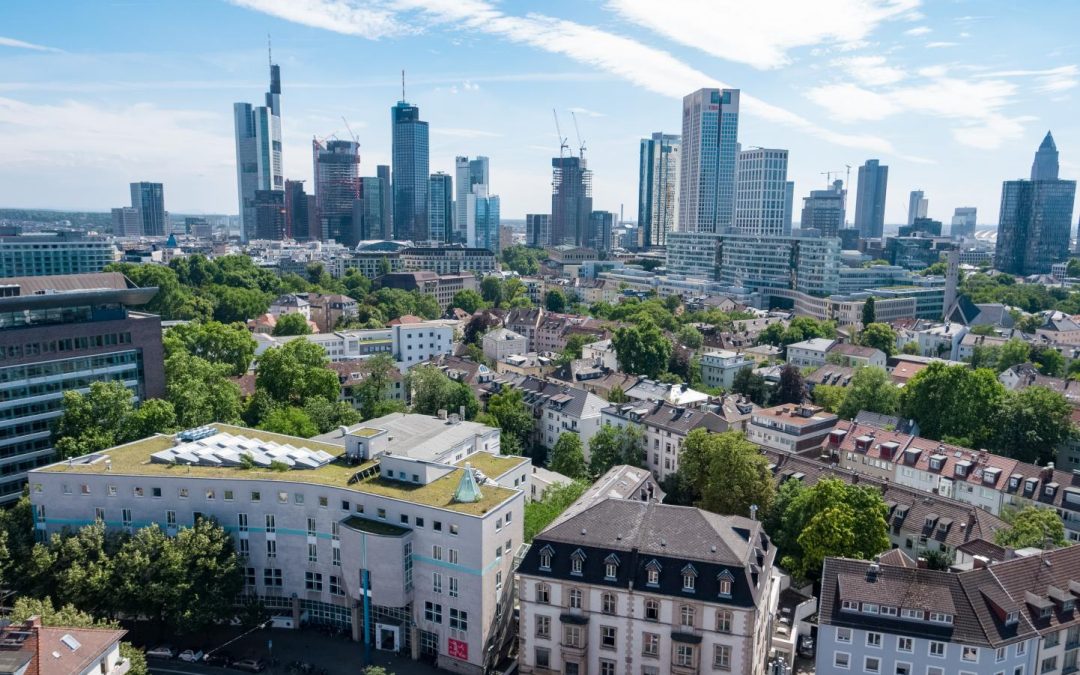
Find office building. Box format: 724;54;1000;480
0;229;115;277
679;88;740;233
30;413;530;675
517;498;778;675
392;100;430;241
951;207;977;238
234;62;284;242
377;165;393;239
284;179;316;241
0;272;164;503
111;207;141;237
716;233;842;296
184;217;212;238
129;182;166;237
784;181;795;233
665;231;722;280
313;139;361;247
550;156;593;247
734;147;790;236
526;215;550;248
428;173;453;245
470;189;501;253
637;132;680;249
907;189;928;225
358;176;390;241
587;210;614;253
800;180;846;237
995;132;1076;275
379;271;479;313
898;217;943;237
854;159;888;239
455;157;489;245
253;189;287;240
400;247;497;275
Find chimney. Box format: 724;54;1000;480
438;409;448;420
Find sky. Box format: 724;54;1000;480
1;0;1078;225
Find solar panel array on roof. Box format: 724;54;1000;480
150;432;335;470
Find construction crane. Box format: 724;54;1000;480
341;116;359;145
552;108;569;159
570;110;586;160
820;170;845;187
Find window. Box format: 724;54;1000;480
152;487;162;498
642;632;659;656
536;615;551;639
331;521;339;541
894;664;911;675
294;493;304;505
997;647;1007;663
266;540;276;558
166;510;176;527
238;538;249;556
602;593;616;615
863;603;879;615
713;645;731;670
277;491;288;504
866;632;882;648
224;490;234;501
308;543;317;563
341;500;349;511
449;609;468;631
648;568;660;586
94;507;104;522
121;509;132;527
244;567;256;587
568;588;583;609
536;583;550;604
683;572;696;591
716;609;732;633
645;599;659;621
251;490;261;502
563;625;583;648
1042;657;1058;673
433;573;443;594
880;605;898;617
424;602;442;624
843;600;859;612
434;521;442;531
674;645;694;668
178;487;188;499
450;523;459;535
263;568;283;587
131;486;141;497
897;636;912;652
238;513;248;532
718;578;732;597
680;605;695;628
535;648;550;670
962;646;978;663
400;514;408;525
265;514;275;533
599;625;617;650
307;517;316;536
330;576;343;596
205;489;215;500
318;495;327;508
600;660;616;675
864;657;880;674
432;545;443;561
834;652;850;669
449;577;459;598
377;508;386;519
449;549;459;564
929;641;945;658
606;562;618;579
572;557;583;575
900;608;923;620
836;627;852;643
927;668;944;675
332;547;341;566
1017;643;1027;656
304;572;323;592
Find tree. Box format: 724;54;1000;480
208;285;272;324
990;386;1075;464
901;341;920;355
54;382;175;459
271;312;312;336
675;430;774;518
776;364;805;404
258;407;319;437
837;367;900;419
1032;346;1066;377
995;338;1032;372
859;323;897;356
900;362;1006;446
607;385;628;403
255;339;339;406
408;366;476;418
731;366;769;405
481;277;503;307
996;506;1068;549
451;289;485;314
485;388;534;456
559;333;591;365
463;312;501;345
676;324;704;349
106;262;212;321
861;297;876;326
545;289;567;313
813;384;848;414
587;424;644;477
922;549;953;571
165;352;244;428
163;321;256;376
500;245;545;276
302;398;361;434
524;480;588;541
612;320;672;379
355;354;398;420
549;433;587;479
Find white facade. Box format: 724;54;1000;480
735;148;790;236
482;328;528;363
785;338;836;368
700;350;755;390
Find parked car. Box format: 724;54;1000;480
798;635;815;658
203;651;234;667
178;650;204;663
233;658;267;673
146;646;175;660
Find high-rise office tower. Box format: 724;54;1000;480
734;147;790;236
678;88;740;233
313;139;361;246
376;165;392;238
907;190;928;225
854;159;888;239
111;207;140;237
358;176;390;241
284;180;315;241
951;207;977;238
253;190;286;240
428;172;453;244
526;214;550;248
784;181;795;234
637;132;681;249
550;156;593;246
392;99;430;241
799;180;846;237
454;156;489;245
129;182;165;237
470;187;501;253
995;132;1076;275
233;62;283;242
589;210;615;252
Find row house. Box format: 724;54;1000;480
747;404;839;455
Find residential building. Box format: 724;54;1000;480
428;172;453;245
735;147;790;236
907;189;929;224
233;62;283;242
785;338;837;368
31;415;528;675
638;132;681;249
747;404;838;454
699;350;755;390
550;156;593;247
0;229;115;277
269;293;310;320
455;156;489;245
505;308;544;352
526;214;550;248
624;379;710;410
799;180;846;237
529;465;573;501
111;206;141;237
379;271;478;312
517;498;778;675
482;328;527;363
392;99;430;241
313;139;361;246
995;132;1076;275
0;616;129;675
826;342;887;368
400;247;497;275
679;88;740;233
951;207;978;238
581;339;617;371
129;182;166;237
509;376;606;453
307;293;358;333
854;159;888;240
0;272;165;503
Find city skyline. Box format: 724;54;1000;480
1;1;1079;224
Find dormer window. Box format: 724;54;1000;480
929;612;953;624
862;603;879;615
900;608;924;620
842;600;858;612
1064;599;1075;612
538;545;554;571
1041;607;1053;619
604;553;620;581
1006;611;1019;625
717;569;735;598
570;549;586;576
682;564;698;592
646;559;662;587
1010;476;1021;489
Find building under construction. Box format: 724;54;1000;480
550;156;592;247
313;139;361;246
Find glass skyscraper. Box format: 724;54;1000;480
550;156;592;246
637;132;680;249
854;159;888;239
455;156;489;245
233;63;283;242
678;88;740;233
392;100;430;242
800;181;846;237
472;189;501;253
428;172;453;245
129;182;165;237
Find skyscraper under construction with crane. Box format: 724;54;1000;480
550;111;593;247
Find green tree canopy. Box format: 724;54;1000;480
301;397;361;434
676;324;704;349
732;366;769;405
996;505;1068;549
549;433;587;479
587;423;645;477
208;285;272;324
258;406;318;437
481;277;503;307
485;387;534;456
900;362;1006;446
408;365;480;420
862;296;876;326
995;338;1032;373
990;386;1075;464
859;323;897;356
500;245;545;276
776;364;805;404
255;339;339;407
545;289;567;313
838;366;900;419
163;320;256;376
451;289;485;314
165;351;244;428
271;312;312;336
524;480;588;541
675;429;774;518
612;320;672;379
812;384;848;414
54;381;176;459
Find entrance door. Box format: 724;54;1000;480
378;626;399;651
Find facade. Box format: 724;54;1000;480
379;272;478;313
0;230;115;277
854;159;888;239
747;404;838;454
313;139;361;246
517;498;778;675
510;376;606;453
800;180;846;237
111;206;141;237
284;180;316;241
356;176;390;242
734;148;790;236
469;188;501;253
699;350;755;390
526;214;551;248
951;207;978;238
129;182;166;237
428;173;454;245
31;415;529;675
482;328;527;363
679;88;740;234
785;338;836;368
377;165;393;239
401;247;497;275
392;100;430;241
666;231;722;280
588;210;614;253
551;157;593;247
716;233;842;296
907;190;929;225
826;342;887;368
253;189;287;241
638;132;681;249
455;156;490;246
0;272;165;503
233;63;284;242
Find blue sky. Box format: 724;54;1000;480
1;0;1078;225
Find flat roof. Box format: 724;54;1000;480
454;452;529;478
36;424;515;516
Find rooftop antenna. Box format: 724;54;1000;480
267;34;272;67
401;69;406;102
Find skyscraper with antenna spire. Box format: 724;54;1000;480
391;71;430;241
234;45;284;242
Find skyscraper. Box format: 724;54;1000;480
854;159;888;239
376;165;393;238
284;179;315;241
253;189;286;240
455;156;489;244
637;132;680;249
799;180;846;237
678;88;740;233
313;139;361;246
233;62;283;242
359;175;390;241
526;214;550;248
783;181;795;233
428;172;453;244
550;156;593;246
129;182;165;237
471;188;501;253
111;207;140;237
907;190;928;225
392;100;430;241
589;210;615;252
951;207;977;238
734;147;789;236
995;132;1076;275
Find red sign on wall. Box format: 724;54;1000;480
448;638;468;661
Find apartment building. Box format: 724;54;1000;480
30;414;530;675
505;308;545;352
253;320;456;371
508;376;606;454
482;328;528;363
747;404;838;454
401;247;497;275
699;350;756;390
380;271;479;311
785;338;836;369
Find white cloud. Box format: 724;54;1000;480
926;41;959;48
805;83;898;122
831;55;906;85
605;0;920;70
903;26;931;36
228;0;408;39
977;65;1079;93
0;36;62;52
568;107;605;118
